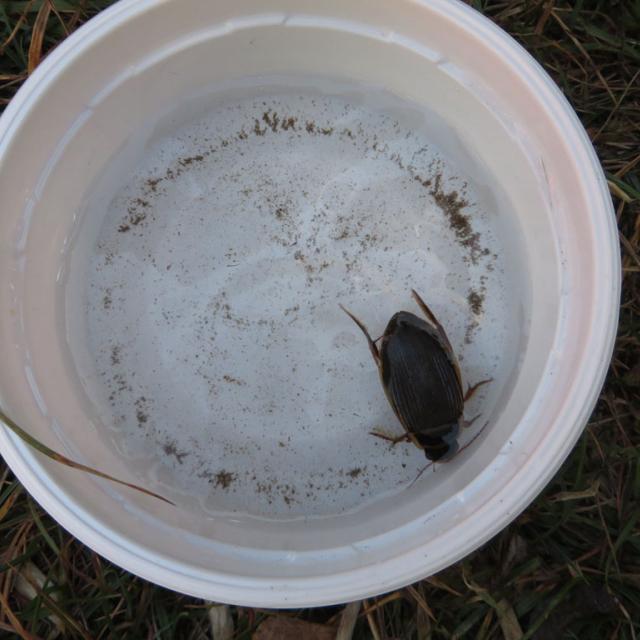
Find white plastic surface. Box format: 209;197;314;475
0;0;618;606
64;82;518;518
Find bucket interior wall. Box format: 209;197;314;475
0;0;608;590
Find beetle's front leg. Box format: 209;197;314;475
461;414;480;429
462;379;492;428
369;429;411;445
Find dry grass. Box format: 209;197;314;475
1;1;639;638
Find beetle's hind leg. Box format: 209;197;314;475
410;289;440;326
339;304;381;366
462;379;492;428
410;289;456;354
458;420;490;450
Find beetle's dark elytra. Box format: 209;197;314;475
340;290;489;462
381;311;463;435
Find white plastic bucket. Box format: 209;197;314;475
0;0;619;607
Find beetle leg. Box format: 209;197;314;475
339;304;381;366
369;429;411;445
461;414;480;429
410;289;464;389
410;289;455;355
463;378;492;402
456;420;490;452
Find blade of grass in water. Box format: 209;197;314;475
0;409;175;505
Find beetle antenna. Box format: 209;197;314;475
409;461;434;488
408;422;490;488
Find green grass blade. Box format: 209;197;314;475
0;409;174;505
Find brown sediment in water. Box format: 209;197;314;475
428;174;489;264
214;470;235;489
102;288;112;310
467;289;485;316
117;198;150;233
97;100;500;506
163;440;189;464
222;374;246;386
132;108;493;270
110;345;121;366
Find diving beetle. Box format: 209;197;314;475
340;290;490;461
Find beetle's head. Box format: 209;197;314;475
422;440;458;461
416;423;460;461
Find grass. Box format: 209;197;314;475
1;0;639;638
